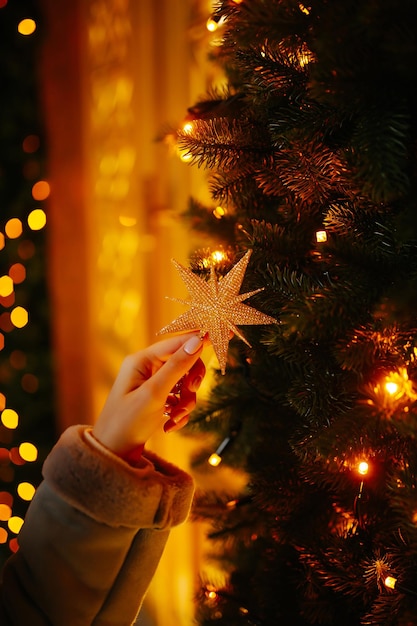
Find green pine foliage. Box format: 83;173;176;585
178;1;417;624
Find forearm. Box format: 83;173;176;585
0;426;194;626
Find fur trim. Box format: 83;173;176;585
42;425;194;530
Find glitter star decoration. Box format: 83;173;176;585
158;250;277;374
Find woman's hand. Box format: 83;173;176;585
92;333;206;460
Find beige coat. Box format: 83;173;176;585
0;425;194;625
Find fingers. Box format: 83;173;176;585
93;333;207;457
162;353;206;433
147;333;206;400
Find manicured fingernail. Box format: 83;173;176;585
164;418;176;433
184;334;203;355
190;375;203;392
172;408;188;423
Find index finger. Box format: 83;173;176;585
146;333;206;398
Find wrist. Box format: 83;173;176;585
88;429;147;468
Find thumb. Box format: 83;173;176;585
150;334;205;398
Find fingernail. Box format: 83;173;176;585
184;334;203;355
172;408;188;423
164;418;176;433
190;375;203;392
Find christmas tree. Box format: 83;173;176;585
172;1;417;624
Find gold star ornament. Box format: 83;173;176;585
158;250;277;374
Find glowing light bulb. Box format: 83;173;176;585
179;150;192;162
213;206;226;219
299;3;310;14
208;453;222;467
358;461;369;476
206;18;218;32
204;585;218;600
182;122;194;134
384;576;397;590
211;250;227;264
208;436;232;466
385;381;399;395
316;230;327;243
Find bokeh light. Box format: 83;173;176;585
0;504;11;522
1;409;19;430
0;275;13;297
8;263;26;284
5;219;23;239
17;18;36;36
10;306;29;328
8;516;24;534
31;180;50;201
28;208;46;230
19;442;38;462
17;482;35;501
22;134;40;153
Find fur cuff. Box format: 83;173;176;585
42;425;194;530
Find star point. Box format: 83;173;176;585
158;250;277;374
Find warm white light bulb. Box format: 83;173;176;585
384;576;397;590
358;461;369;476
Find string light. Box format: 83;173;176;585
384;575;417;597
354;459;370;524
367;367;417;413
384;576;397;590
213;206;227;219
208;436;232;466
206;17;218;32
358;461;369;476
201;249;228;268
316;230;327;243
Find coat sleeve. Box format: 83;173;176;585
0;425;194;626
